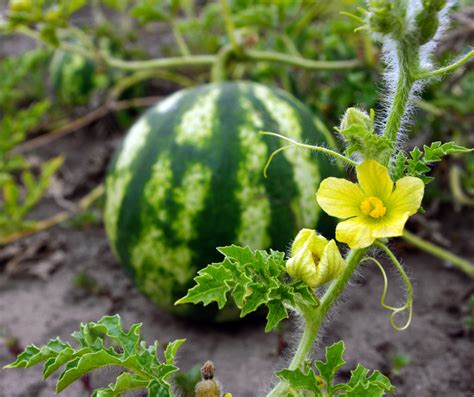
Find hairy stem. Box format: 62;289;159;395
402;230;474;278
382;42;417;146
267;249;366;397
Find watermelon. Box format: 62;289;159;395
104;81;337;319
49;50;96;105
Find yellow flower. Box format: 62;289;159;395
316;160;424;249
286;228;345;289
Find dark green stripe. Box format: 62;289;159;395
244;83;299;252
189;83;243;270
115;86;213;274
273;87;339;238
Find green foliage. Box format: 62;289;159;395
5;315;184;397
390;352;411;376
72;271;105;295
277;341;395;396
392;142;471;183
0;101;51;174
0;156;63;239
0;99;63;240
5;0;87;45
177;245;319;332
366;0;407;39
0;48;49;112
68;209;102;229
131;1;172;24
0;48;66;241
174;364;202;397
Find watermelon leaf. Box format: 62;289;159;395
176;261;234;309
276;341;395;396
315;341;346;393
176;245;319;332
276;368;323;396
390;141;471;183
4;315;184;397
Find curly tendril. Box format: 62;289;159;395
260;131;358;169
363;242;413;331
263;144;296;178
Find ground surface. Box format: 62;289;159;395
0;113;473;397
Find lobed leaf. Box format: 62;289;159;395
4;314;185;397
392;141;471;183
276;368;322;396
315;340;346;390
177;245;319;332
277;340;395;396
176;261;233;309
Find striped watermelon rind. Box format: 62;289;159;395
104;81;337;319
49;50;96;105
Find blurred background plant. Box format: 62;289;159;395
0;48;63;242
0;0;472;263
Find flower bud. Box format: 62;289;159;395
195;361;221;397
339;107;372;132
367;0;404;38
286;229;345;289
422;0;447;12
415;10;439;44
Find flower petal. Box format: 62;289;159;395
315;240;346;286
286;248;318;288
291;228;327;257
316;177;365;219
371;212;409;238
356;160;393;201
387;176;424;216
336;217;376;249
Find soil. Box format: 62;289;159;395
0;106;473;397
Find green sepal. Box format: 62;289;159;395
337;108;393;162
177;245;319;332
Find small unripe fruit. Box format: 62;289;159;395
339;107;372;132
195;380;220;397
195;361;221;397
